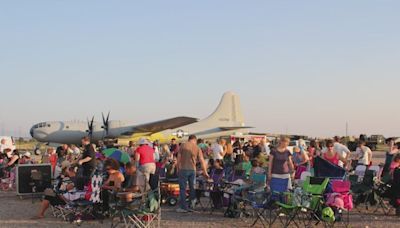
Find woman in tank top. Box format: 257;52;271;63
323;140;346;166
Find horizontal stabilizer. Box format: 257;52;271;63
219;126;253;131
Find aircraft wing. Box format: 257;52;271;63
121;116;198;136
219;126;253;131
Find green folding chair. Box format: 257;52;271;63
274;176;330;228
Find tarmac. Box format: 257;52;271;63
0;151;399;228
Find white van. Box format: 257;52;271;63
0;136;16;152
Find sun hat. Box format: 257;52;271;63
61;160;71;169
23;152;31;158
138;138;149;145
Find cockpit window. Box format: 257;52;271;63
35;122;47;128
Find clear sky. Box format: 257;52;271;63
1;1;400;138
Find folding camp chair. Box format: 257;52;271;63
195;169;225;212
326;180;353;227
228;169;246;182
352;170;377;213
50;176;85;221
369;166;381;178
275;177;330;228
111;189;161;228
298;177;330;226
221;169;248;219
113;187;161;228
69;174;103;225
372;180;393;216
248;190;278;228
222;172;274;227
371;167;393;216
348;174;359;186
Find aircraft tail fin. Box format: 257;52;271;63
204;91;245;127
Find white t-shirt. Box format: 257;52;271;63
356;146;372;166
263;143;271;156
0;144;7;154
334;142;350;168
154;146;160;162
212;144;224;160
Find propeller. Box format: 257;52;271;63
101;111;111;138
86;115;95;139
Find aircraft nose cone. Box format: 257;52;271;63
30;127;34;138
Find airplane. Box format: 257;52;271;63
30;91;251;145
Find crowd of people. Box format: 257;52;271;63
1;134;400;219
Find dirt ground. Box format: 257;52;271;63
0;151;399;228
0;191;399;228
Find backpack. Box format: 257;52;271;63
321;207;335;223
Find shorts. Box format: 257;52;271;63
44;195;66;206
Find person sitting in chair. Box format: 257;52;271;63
102;158;125;213
32;166;79;219
165;157;179;180
123;162;147;193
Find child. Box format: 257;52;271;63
210;159;224;176
166;157;178;180
251;159;265;175
239;154;252;177
256;152;269;169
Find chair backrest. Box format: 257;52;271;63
211;168;224;176
230;169;246;182
303;177;329;195
156;167;166;179
393;168;400;189
149;174;159;191
270;178;289;194
348;174;359;185
250;173;266;187
362;170;375;187
211;169;224;187
89;174;103;203
331;180;351;193
300;171;312;181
